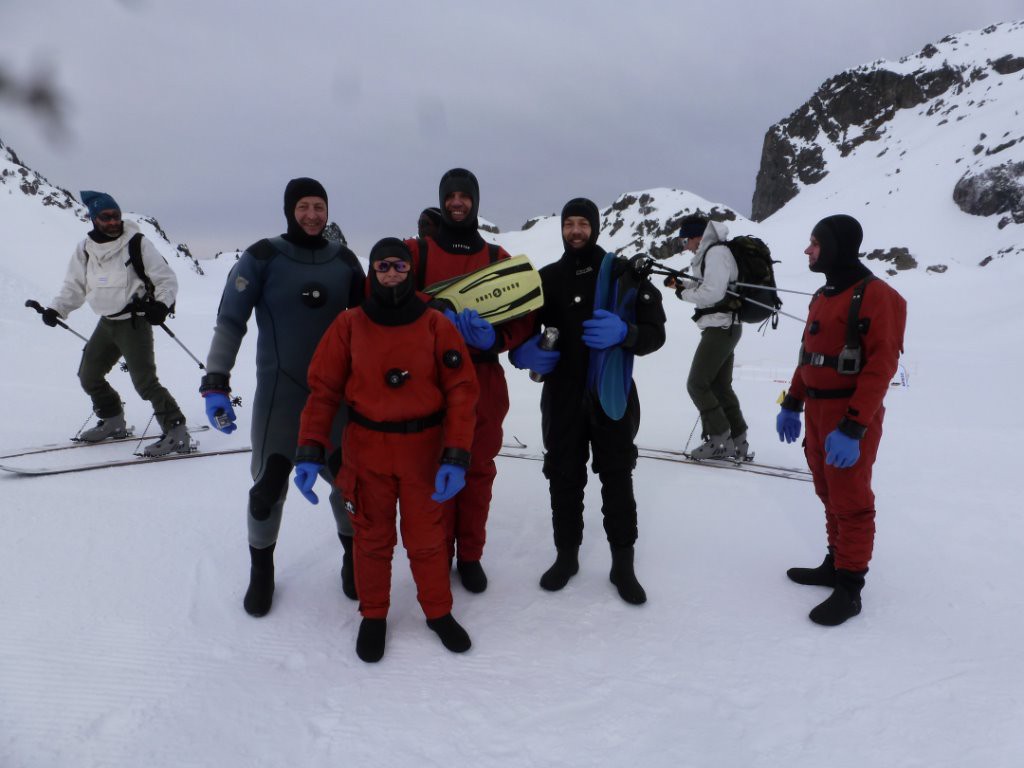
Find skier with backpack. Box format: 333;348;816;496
38;190;191;457
667;214;755;460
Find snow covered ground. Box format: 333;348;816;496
2;192;1023;767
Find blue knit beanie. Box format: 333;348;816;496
678;214;709;239
81;191;120;220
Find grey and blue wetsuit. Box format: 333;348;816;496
206;236;365;548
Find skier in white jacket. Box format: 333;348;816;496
41;191;189;457
671;214;750;460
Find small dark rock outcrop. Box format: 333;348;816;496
953;161;1024;221
864;247;918;271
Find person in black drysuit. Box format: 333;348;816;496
509;197;666;604
199;178;365;617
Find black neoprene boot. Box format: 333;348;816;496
427;613;472;653
356;618;387;663
787;548;836;587
809;569;866;626
609;545;647;605
539;547;580;591
338;533;357;600
243;543;276;617
456;559;488;593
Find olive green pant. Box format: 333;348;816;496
77;317;184;431
686;324;748;439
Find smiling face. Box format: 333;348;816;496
444;190;474;223
562;216;592;251
293;196;327;236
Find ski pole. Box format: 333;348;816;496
631;259;808;324
731;281;815;297
25;299;90;342
156;323;206;370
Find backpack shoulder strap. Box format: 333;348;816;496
127;233;156;296
487;242;501;263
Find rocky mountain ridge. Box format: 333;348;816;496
752;20;1024;230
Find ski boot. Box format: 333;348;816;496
143;421;191;458
730;431;752;461
688;431;734;461
79;412;129;442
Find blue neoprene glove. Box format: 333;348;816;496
293;462;323;504
432;463;467;502
455;308;496;350
203;392;237;434
509;333;560;374
776;407;802;444
582;309;627;350
443;308;458;325
825;430;860;468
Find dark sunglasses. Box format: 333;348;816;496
373;260;411;273
96;212;122;223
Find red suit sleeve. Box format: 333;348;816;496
299;314;352;451
432;312;479;451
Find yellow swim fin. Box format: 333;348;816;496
424;254;543;325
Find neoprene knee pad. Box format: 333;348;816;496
249;454;293;521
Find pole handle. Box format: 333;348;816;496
25;298;91;342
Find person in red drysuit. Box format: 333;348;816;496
776;214;907;626
404;168;535;593
294;238;480;663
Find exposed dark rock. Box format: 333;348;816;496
610;194;638;212
953;161;1024;218
986;138;1019;155
601;198;739;257
864;247;918;271
323;222;347;244
479;221;500;235
926;264;948;274
991;54;1024;75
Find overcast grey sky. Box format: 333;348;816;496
4;0;1020;258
